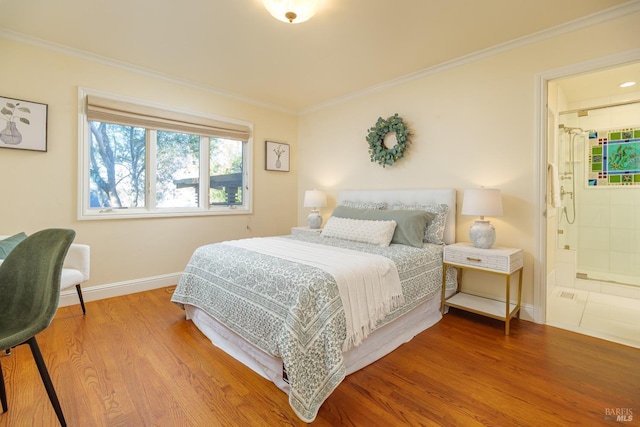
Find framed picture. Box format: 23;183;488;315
265;140;290;172
0;95;48;152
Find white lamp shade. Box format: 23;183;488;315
462;188;502;249
304;190;327;209
263;0;321;24
461;188;503;218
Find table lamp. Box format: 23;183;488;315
461;188;503;249
304;190;327;229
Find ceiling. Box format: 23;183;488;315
555;62;640;106
0;0;636;112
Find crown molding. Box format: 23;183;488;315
0;29;298;116
2;1;639;116
300;0;640;114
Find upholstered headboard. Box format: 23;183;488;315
336;189;457;245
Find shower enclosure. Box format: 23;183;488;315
556;105;640;289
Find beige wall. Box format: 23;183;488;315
1;10;638;310
0;39;299;288
297;11;640;310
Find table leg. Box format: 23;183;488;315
505;274;511;335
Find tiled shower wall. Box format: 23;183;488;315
559;100;640;287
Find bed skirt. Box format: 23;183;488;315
184;286;455;395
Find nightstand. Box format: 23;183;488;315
291;226;323;235
441;242;524;335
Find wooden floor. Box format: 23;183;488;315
1;287;638;426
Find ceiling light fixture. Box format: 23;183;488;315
620;81;636;88
263;0;321;24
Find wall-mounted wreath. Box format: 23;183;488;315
366;113;410;168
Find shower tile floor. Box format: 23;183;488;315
547;286;640;349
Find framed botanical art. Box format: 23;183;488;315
265;140;290;172
0;95;48;152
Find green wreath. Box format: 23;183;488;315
366;113;410;168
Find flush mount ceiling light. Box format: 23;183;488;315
263;0;321;24
620;81;637;88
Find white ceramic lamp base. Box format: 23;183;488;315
469;220;496;249
307;210;322;229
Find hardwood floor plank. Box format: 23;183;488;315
1;290;638;426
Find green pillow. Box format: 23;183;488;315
331;206;434;248
0;232;28;258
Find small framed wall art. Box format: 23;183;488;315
265;140;290;172
0;95;48;152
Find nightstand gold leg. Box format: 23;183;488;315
505;274;511;335
517;268;523;319
441;263;447;314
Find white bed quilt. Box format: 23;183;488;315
171;234;454;422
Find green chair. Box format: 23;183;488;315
0;228;75;427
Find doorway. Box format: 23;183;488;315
541;56;640;348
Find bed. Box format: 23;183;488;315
171;189;458;422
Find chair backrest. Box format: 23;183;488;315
0;229;75;339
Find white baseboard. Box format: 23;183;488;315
59;272;181;308
520;303;534;322
60;273;537;325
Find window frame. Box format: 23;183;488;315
78;88;253;220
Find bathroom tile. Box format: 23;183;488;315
556;269;575;288
588;290;640;308
555;249;576;264
582;299;640;324
610;229;635;253
578;227;610;250
611;209;636;230
580;189;609;205
613;110;640;129
579;205;610;227
574;278;601;293
580;313;640;345
611;189;635;206
580;292;640;345
578;249;610;271
555;255;576;287
548;285;640;348
547;287;588;326
609;252;635;276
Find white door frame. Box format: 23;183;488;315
533;48;640;324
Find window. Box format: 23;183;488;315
78;89;252;219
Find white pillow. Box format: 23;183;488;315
321;216;396;247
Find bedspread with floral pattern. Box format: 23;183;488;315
171;234;456;422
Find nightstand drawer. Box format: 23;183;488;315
444;243;523;274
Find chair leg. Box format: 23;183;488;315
0;359;7;413
75;284;86;315
26;337;67;427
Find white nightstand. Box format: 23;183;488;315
291;226;323;235
441;242;524;335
